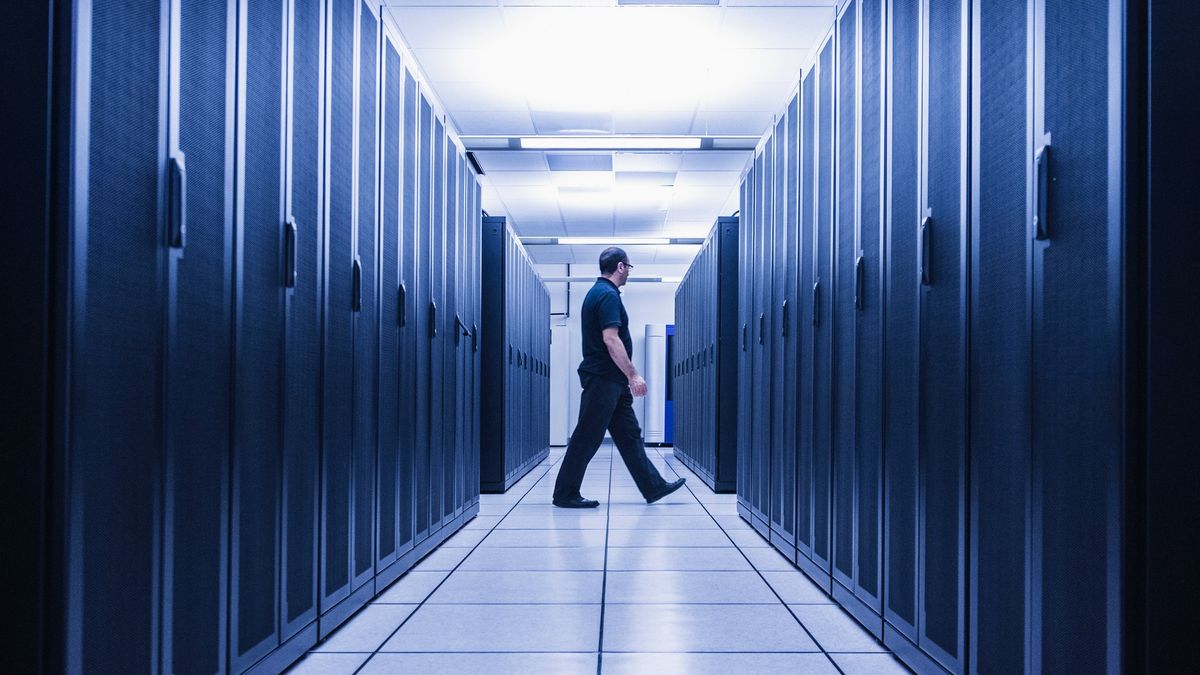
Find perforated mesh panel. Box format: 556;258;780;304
920;0;966;661
813;38;834;565
797;69;816;552
170;0;231;669
855;0;884;604
833;3;858;580
378;38;402;564
415;94;432;536
353;3;379;580
284;0;323;628
1038;1;1117;671
429;118;445;528
323;0;356;599
971;0;1029;670
884;0;920;628
77;0;164;668
400;70;419;549
443;150;458;520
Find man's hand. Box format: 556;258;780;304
628;374;648;397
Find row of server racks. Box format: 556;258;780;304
668;0;1196;673
671;217;740;493
10;1;486;672
480;216;552;492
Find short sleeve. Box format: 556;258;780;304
595;291;623;330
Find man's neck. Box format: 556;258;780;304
600;274;619;287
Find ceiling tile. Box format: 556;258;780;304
388;0;499;6
720;7;837;50
664;220;717;237
691;110;774;136
613;110;696;135
433;81;528;112
546;153;613;172
473;151;549;172
673;170;742;187
615;172;676;187
612;152;683;173
531;111;615;135
679;151;754;172
451;111;535;135
702;79;794;112
526;246;576;264
386;7;507;49
410;48;506;82
485;170;551;186
708;48;808;82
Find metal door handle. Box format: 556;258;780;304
351;257;362;311
168;154;186;250
429;301;437;337
1034;144;1051;240
782;300;789;337
742;323;748;351
812;280;820;326
759;313;765;345
398;283;407;326
854;255;864;310
471;323;478;352
284;217;297;288
920;217;932;286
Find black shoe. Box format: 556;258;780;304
646;478;687;504
552;496;600;509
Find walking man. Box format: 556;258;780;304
552;247;687;508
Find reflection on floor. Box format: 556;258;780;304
288;445;908;674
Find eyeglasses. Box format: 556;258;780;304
620;261;634;270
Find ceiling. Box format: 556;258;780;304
382;0;837;264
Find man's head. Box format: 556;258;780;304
599;246;633;287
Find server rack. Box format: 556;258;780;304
480;216;551;493
671;217;739;493
25;2;482;671
724;1;1156;672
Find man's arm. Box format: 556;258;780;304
602;326;647;396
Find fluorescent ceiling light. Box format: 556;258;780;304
660;276;684;283
521;137;702;150
558;237;671;245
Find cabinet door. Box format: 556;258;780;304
414;92;433;540
812;34;835;576
780;95;801;543
429;118;446;531
377;33;402;572
854;0;885;618
165;0;234;669
443;150;459;521
65;1;167;669
231;0;288;666
351;0;379;589
1032;0;1123;670
749;150;766;524
770;112;792;544
883;0;922;640
917;0;969;668
968;0;1031;671
282;0;324;642
797;66;817;562
736;173;753;509
833;1;859;589
321;0;356;612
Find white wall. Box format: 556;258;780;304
538;262;686;444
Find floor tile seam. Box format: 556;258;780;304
652;448;842;673
597;447;615;675
349;457;565;674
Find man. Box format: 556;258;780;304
552;247;687;508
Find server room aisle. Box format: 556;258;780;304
287;445;907;674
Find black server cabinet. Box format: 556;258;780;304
320;0;358;624
773;92;801;554
429;117;446;533
832;0;859;595
282;0;325;649
968;0;1031;671
443;149;459;523
413;92;433;542
883;0;922;649
480;216;551;493
229;0;288;667
672;217;739;493
769;112;792;555
736;174;754;520
852;0;886;627
165;0;235;670
796;65;817;568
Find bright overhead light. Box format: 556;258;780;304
521;137;702;150
558;237;671;246
660;276;683;283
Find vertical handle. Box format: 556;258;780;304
168;153;187;250
351;257;362;311
454;314;462;346
759;313;766;345
472;323;478;352
429;301;438;337
742;323;748;351
812;280;821;326
781;299;789;338
284;217;297;288
920;216;932;286
1034;144;1051;240
854;255;864;310
398;283;407;326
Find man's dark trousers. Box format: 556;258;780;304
554;373;669;501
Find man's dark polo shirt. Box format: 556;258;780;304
578;277;632;385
